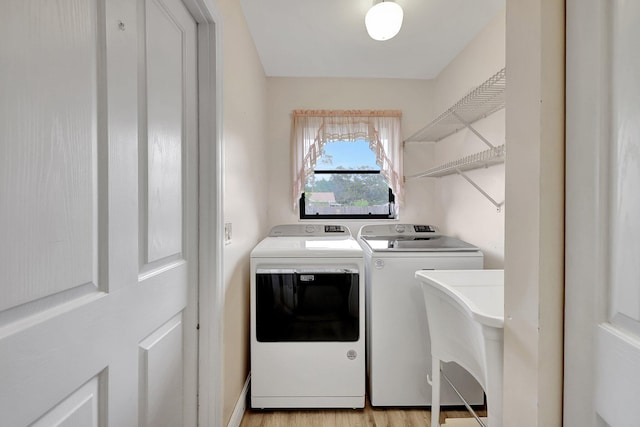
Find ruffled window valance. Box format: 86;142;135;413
292;109;403;210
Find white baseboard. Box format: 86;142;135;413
227;374;250;427
443;417;488;426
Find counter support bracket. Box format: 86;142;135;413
456;168;504;212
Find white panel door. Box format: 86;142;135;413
566;1;640;426
0;0;199;425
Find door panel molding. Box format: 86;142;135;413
139;314;184;427
30;374;104;427
0;0;105;313
607;0;640;330
595;324;640;426
0;284;103;337
566;0;640;426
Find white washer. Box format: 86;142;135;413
250;224;365;409
358;224;485;407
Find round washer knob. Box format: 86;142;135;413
395;224;406;233
305;225;316;233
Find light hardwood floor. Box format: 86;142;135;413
239;398;485;427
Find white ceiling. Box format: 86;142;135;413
239;0;505;80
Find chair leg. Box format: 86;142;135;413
431;357;441;427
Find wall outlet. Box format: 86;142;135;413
224;222;232;245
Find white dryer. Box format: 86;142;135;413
250;224;365;409
358;224;485;407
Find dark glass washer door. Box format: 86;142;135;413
256;269;359;342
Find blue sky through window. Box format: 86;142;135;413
315;139;379;170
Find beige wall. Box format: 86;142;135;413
215;0;269;424
266;77;440;232
432;8;506;268
503;0;565;426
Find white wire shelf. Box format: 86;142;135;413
403;68;506;210
406;145;505;180
405;68;506;143
405;145;506;211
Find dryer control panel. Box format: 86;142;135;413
269;224;352;237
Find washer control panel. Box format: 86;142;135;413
414;225;435;233
358;224;438;239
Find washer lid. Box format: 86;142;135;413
360;235;480;252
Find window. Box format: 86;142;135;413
292;110;403;220
300;140;396;219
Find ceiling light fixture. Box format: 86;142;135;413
365;0;404;41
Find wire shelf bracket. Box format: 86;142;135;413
405;145;505;212
457;169;504;212
451;111;495;149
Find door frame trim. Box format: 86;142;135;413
564;0;608;424
182;0;224;426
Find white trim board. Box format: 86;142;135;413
179;0;225;426
227;375;250;427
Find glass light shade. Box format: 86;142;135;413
365;1;404;41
